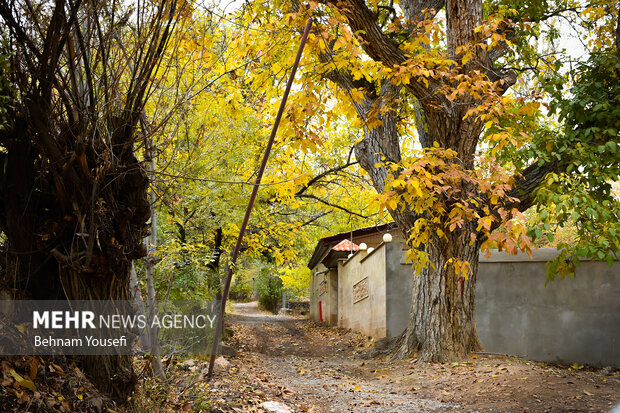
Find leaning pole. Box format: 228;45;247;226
207;17;313;378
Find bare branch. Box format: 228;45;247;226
295;147;358;196
296;193;373;218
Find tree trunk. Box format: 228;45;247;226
344;69;484;361
394;226;482;361
130;262;152;350
144;135;166;380
0;113;149;398
0;0;176;397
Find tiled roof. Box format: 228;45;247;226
332;239;359;252
307;222;398;269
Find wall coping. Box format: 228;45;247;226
478;248;619;263
340;241;387;267
360;241;385;263
345;244;619;266
396;247;618;264
479;248;559;263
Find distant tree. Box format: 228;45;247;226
256;268;284;313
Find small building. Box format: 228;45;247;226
308;225;620;367
308;223;404;327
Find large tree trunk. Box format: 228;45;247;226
394;228;482;360
319;0;508;361
0;121;148;399
343;67;483;360
352;90;483;360
0;0;176;400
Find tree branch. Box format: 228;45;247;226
325;0;406;65
295;146;358;196
300;211;332;227
488;158;560;233
296;193;372;218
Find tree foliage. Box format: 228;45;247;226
139;6;384;303
229;0;619;361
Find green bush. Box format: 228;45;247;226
255;268;282;314
229;274;253;301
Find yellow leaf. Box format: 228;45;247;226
485;120;493;129
9;369;23;382
18;379;37;392
10;369;37;392
411;181;423;197
462;52;473;65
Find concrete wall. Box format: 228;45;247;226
309;264;342;325
310;244;620;367
476;249;620;367
338;245;387;338
309;263;328;322
385;242;413;337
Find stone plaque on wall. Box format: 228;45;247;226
353;277;369;303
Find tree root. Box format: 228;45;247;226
360;330;420;360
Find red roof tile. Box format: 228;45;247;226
332;239;359;252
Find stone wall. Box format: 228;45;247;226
287;301;310;313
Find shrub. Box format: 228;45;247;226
229;274;253;301
255;268;283;313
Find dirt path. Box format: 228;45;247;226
204;302;620;412
226;303;452;412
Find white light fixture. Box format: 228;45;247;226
347;253;354;258
367;247;374;253
359;242;368;250
383;233;393;243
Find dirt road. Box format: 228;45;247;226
205;301;620;412
227;302;452;412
